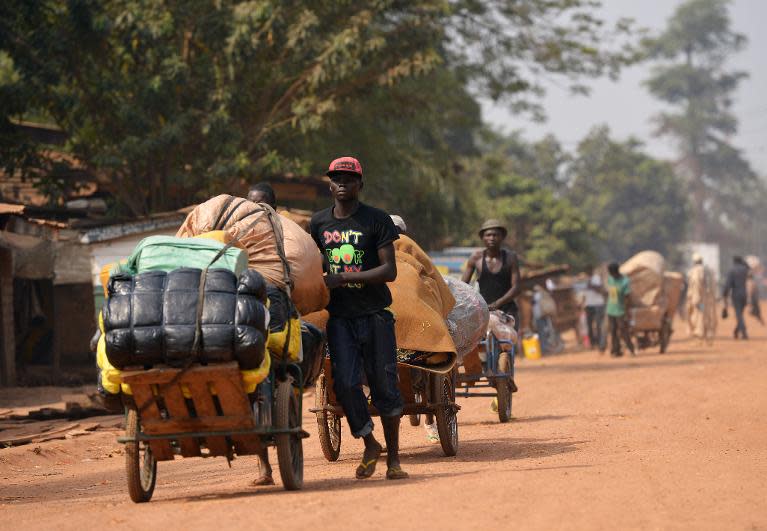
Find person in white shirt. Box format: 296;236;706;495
583;265;606;351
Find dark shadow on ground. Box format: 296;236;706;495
402;436;587;465
514;464;594;472
459;414;572;427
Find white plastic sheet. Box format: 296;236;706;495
444;276;489;363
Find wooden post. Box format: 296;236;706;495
0;248;16;386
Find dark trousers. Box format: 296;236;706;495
608;315;634;356
326;310;403;438
733;298;747;338
585;305;605;350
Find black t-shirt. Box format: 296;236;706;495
310;203;399;318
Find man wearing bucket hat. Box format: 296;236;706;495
310;156;408;480
462;219;521;329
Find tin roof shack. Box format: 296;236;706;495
0;204;184;386
1;204;92;385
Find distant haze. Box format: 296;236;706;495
481;0;767;174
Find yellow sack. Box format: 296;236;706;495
96;311;132;395
193;230;247;250
267;317;302;362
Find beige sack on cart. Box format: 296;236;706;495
176;195;329;315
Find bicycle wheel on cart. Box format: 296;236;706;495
125;408;157;503
496;352;512;423
315;371;341;462
275;379;303;490
431;371;458;457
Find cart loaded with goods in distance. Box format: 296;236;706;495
619;251;684;354
95;197;329;502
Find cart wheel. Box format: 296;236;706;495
431;372;458;457
496;353;512;423
276;379;303;490
659;318;672;353
125;408;157;503
315;371;341;462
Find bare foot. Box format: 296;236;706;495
251;475;275;487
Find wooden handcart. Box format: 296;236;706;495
456;331;516;423
311;354;460;461
117;361;307;502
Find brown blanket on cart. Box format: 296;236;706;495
389;236;457;373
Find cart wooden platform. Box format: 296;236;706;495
311;356;460;461
116;362;307;502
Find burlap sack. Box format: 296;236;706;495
663;271;684;319
176;195;329;315
620;251;666;307
488;311;518;350
390;236;456;356
302;309;329;331
630;305;665;331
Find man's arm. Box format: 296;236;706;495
622;278;632;314
324;243;397;289
722;270;734;303
461;250;481;284
488;252;521;311
588;274;607;297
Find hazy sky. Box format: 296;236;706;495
481;0;767;174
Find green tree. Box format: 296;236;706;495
283;67;483;248
644;0;761;247
0;0;640;233
1;0;446;215
568;126;689;262
465;131;598;268
447;0;640;120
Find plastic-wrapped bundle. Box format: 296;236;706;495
488;310;518;351
103;268;269;370
444;276;489;363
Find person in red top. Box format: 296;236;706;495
310;156;408;480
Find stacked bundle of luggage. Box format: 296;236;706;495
97;196;329;399
103;268;269;370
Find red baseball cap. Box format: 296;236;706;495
326;156;363;178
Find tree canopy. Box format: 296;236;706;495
1;1;638;234
463;131;598;269
644;0;763;253
567;126;690;262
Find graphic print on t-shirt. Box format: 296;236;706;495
323;229;365;288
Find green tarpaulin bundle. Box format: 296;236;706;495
115;235;248;276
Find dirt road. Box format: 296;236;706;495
3;316;766;530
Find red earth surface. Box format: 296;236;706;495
2;314;766;530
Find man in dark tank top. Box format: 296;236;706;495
462;219;521;330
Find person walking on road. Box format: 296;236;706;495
583;265;607;351
462;219;521;330
686;253;717;345
606;262;635;357
309;156;408;480
723;256;750;339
